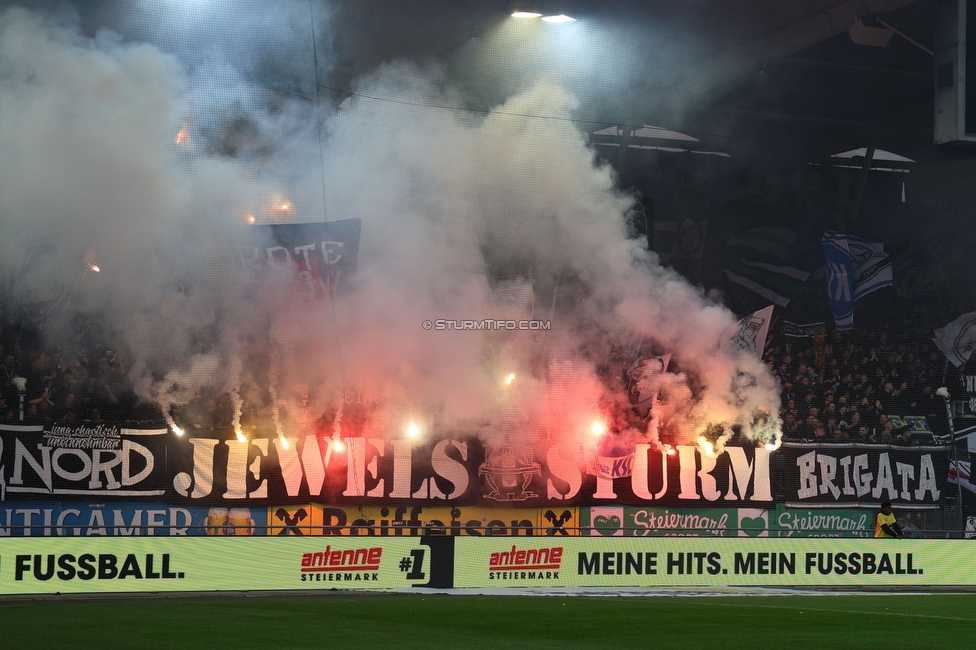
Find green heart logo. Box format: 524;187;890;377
741;516;766;537
593;514;621;536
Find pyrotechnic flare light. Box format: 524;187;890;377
667;448;676;456
246;214;256;224
236;430;246;443
175;128;193;149
163;408;182;437
279;434;289;450
505;373;516;385
697;436;715;457
541;14;575;22
333;438;345;452
89;265;100;273
591;420;606;436
765;441;780;451
407;422;420;438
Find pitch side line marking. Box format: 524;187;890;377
717;603;976;622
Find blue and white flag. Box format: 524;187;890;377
847;235;893;301
822;234;855;330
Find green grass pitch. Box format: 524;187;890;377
0;593;973;648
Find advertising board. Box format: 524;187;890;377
2;536;974;594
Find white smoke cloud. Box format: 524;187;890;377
0;6;781;455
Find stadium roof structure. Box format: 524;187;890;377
72;0;939;162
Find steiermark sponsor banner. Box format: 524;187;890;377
0;536;454;594
771;505;872;538
452;538;976;587
268;505;581;536
580;507;771;537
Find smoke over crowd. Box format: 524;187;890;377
0;4;781;459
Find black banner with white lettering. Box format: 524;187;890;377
237;219;361;297
0;424;168;501
780;443;949;505
163;432;776;508
1;424;776;509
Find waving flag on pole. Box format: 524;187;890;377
724;305;774;357
934;311;976;367
822;234;855;331
627;353;671;407
722;227;810;307
822;233;894;330
847;235;893;300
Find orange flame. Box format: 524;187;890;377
175;128;194;150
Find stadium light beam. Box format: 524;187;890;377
512;11;542;18
541;14;575;23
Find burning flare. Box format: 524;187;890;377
162;407;182;436
231;388;245;443
697;436;715;457
175;127;194;150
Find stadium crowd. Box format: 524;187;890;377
0;288;966;445
0;303;154;424
765;291;961;444
0;299;269;430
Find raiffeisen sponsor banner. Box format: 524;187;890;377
267;505;581;536
452;538;976;587
0;537;452;594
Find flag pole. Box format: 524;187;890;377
939;387;967;536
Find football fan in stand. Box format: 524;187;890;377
875;501;905;539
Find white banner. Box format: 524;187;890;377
934;311;976;367
725;305;774;357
